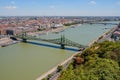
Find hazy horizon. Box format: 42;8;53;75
0;0;120;16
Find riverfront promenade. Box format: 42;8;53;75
28;27;64;36
28;24;81;36
0;37;18;47
36;52;79;80
88;26;117;47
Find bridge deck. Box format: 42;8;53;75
15;35;87;48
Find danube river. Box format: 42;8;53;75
0;22;119;80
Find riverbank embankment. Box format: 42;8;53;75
88;26;117;47
36;52;80;80
0;37;19;47
27;24;82;36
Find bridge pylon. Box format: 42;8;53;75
60;35;65;49
22;31;27;42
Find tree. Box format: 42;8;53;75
58;41;120;80
85;58;120;80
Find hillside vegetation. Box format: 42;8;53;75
58;41;120;80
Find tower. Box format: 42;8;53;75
60;35;65;49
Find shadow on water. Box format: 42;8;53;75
27;41;78;52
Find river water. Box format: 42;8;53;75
0;22;119;80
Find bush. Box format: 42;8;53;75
57;65;63;72
47;74;53;80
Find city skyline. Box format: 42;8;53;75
0;0;120;16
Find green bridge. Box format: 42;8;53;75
15;32;87;49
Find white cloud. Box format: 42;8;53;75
4;6;17;10
3;1;17;10
89;1;96;5
49;5;55;9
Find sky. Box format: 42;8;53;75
0;0;120;16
